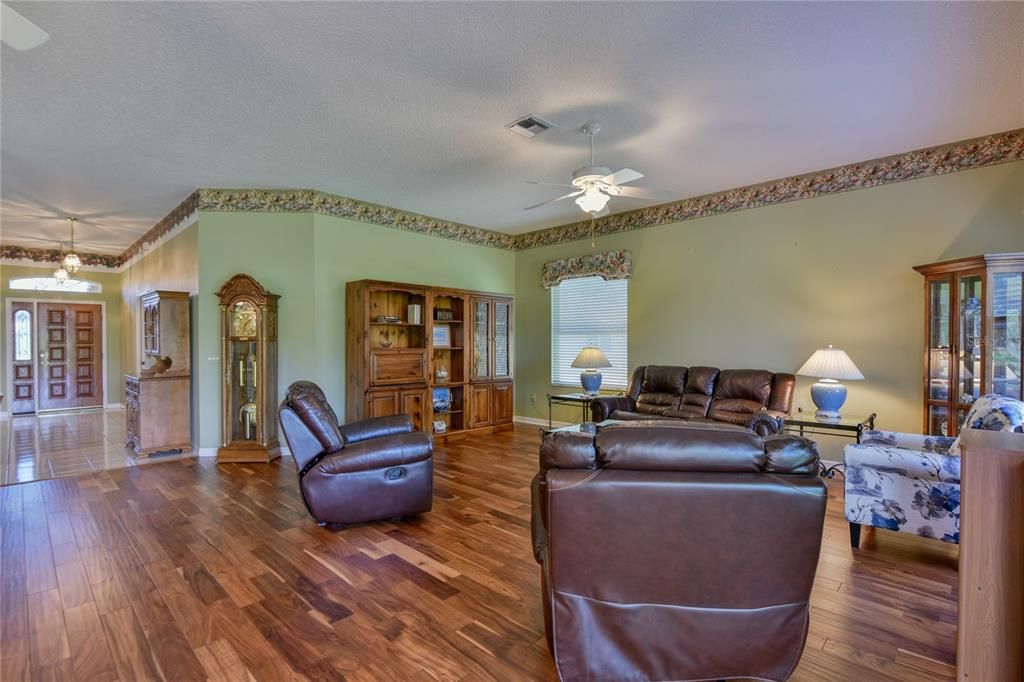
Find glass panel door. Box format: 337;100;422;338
493;300;512;379
929;404;951;437
957;273;984;407
471;298;491;381
927;278;952;413
991;271;1022;399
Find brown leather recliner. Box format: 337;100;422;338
278;381;433;525
590;365;796;435
532;421;826;681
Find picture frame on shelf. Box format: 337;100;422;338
432;325;451;348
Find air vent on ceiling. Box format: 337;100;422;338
506;114;556;138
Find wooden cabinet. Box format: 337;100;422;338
915;254;1024;436
365;387;427;431
139;291;190;375
216;274;280;463
126;290;191;455
957;429;1024;681
468;381;513;429
347;280;513;440
124;374;191;455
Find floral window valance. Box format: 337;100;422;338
542;249;633;288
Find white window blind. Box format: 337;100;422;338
551;276;628;389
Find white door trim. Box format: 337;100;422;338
5;297;111;414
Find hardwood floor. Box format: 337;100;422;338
0;424;958;681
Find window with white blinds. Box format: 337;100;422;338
551;276;628;389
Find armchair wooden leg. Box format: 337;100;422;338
849;522;861;549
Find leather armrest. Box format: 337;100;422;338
763;435;820;474
318;431;432;474
540;429;598;471
338;414;414;444
746;412;784;437
530;473;547;564
590;395;635;422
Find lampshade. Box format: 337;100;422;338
571;345;611;369
796;345;864;380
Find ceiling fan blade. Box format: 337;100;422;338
615;186;673;200
591;207;610;218
525;181;575;188
524;190;583;211
601;168;644;186
1;4;49;51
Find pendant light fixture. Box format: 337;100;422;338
62;217;82;273
53;240;70;284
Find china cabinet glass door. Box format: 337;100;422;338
493;300;512;380
926;276;952;436
991;271;1023;400
472;298;491;381
956;272;984;430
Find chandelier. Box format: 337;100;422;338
62;217;82;273
53;242;70;284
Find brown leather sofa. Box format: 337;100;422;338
532;421;826;681
590;365;796;435
278;381;433;525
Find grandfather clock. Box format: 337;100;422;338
216;274;281;463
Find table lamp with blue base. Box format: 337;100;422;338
796;345;864;421
572;345;612;394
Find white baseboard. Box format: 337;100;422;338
514;415;573;428
105;403;124;411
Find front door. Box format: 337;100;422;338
10;302;36;414
36;303;103;411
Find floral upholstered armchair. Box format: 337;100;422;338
844;394;1024;548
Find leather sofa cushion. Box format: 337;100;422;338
596;422;765;472
318;431;432;474
636;366;688;414
713;369;773;404
338;414;413;444
289;380;339;425
686;366;719;395
287;384;345;453
610;410;675;422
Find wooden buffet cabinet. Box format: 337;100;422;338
346;280;513;440
125;290;192;455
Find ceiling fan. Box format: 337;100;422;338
524;123;670;218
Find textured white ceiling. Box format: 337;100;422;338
2;1;1023;254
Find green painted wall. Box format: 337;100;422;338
194;212;515;448
0;263;124;411
514;161;1024;459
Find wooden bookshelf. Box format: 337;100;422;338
346;280;513;440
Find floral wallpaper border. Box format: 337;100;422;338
0;244;121;268
2;128;1021;266
512;127;1024;250
196;188;516;250
542;250;633;288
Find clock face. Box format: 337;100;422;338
231;301;257;337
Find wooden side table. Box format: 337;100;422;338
546;393;600;428
783;413;876;478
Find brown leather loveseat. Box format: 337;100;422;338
278;381;433;525
590;365;796;434
532;421;826;681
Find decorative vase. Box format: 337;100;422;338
580;369;603;394
436;366;448;383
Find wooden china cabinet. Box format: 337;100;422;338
216;274;281;462
914;253;1024;436
346;280;513;440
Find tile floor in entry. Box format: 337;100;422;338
0;410;190;485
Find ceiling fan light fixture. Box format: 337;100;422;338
575;186;610;214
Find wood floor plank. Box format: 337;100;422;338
101;605;163;682
26;589;70;671
64;601;118;682
2;423;959;681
